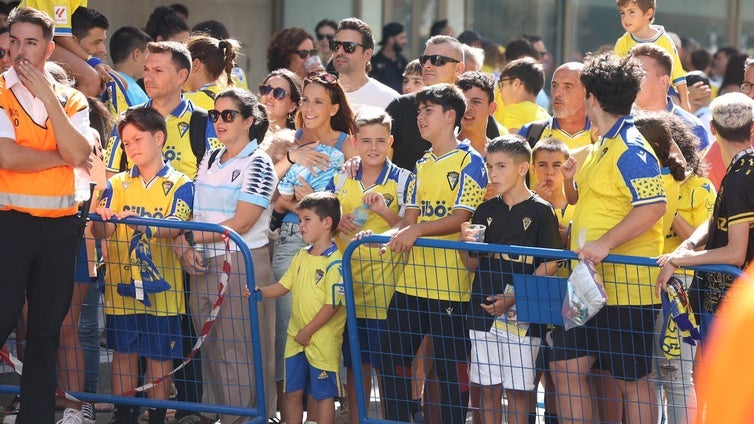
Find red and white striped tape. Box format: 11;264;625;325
0;233;233;401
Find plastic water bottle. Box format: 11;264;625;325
340;203;369;241
352;203;369;228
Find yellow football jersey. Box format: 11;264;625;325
330;160;415;319
100;163;193;317
572;117;666;306
615;26;687;87
20;0;86;36
281;245;346;372
104;99;221;179
398;140;487;302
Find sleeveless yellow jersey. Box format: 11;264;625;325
572;116;666;306
281;245;346;372
100;163;194;316
398;140;487;302
329;159;415;319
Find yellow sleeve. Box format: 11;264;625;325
688;179;717;227
614;33;633;57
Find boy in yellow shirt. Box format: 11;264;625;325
614;0;689;111
249;192;346;424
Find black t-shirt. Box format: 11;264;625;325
467;194;562;333
387;93;501;171
370;50;408;93
696;150;754;314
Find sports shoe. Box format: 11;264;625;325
3;404;19;424
81;402;95;424
56;408;83;424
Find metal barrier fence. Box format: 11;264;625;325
0;216;268;424
341;235;744;424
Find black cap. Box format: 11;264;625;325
379;22;404;46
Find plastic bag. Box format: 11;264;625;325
562;259;607;330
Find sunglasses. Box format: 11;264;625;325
329;40;365;54
418;54;461;67
305;72;338;84
497;77;514;89
316;33;335;41
259;84;290;100
208;109;242;123
0;48;6;59
295;49;318;59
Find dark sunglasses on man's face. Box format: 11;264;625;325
0;48;7;59
316;33;335;41
208;109;242;123
329;40;364;54
258;84;289;100
295;49;318;59
419;54;461;67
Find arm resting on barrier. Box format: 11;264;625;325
578;202;665;264
389;209;472;254
195;202;264;245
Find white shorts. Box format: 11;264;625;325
469;327;541;390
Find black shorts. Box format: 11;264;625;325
549;305;657;381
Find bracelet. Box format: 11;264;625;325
184;231;197;247
669;259;681;268
86;55;103;68
286;150;296;164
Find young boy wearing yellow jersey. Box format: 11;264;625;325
459;135;561;424
614;0;689;110
92;107;194;424
380;83;488;423
251;192;346;424
327;107;414;424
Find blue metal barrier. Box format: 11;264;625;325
341;235;744;424
0;215;268;424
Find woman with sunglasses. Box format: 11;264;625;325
184;34;240;111
259;68;303;132
181;88;279;423
266;27;323;79
268;72;355;423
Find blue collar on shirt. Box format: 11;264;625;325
552;116;591;131
602;115;633;140
306;242;339;257
145;98;191;118
129;162;173;178
355;158;393;185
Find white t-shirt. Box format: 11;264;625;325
345;78;400;113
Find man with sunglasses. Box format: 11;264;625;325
387;35;500;171
0;28;11;72
332;17;398;114
314;19;337;67
370;22;408;93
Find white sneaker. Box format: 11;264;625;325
3;404;19;424
56;408;83;424
81;403;95;424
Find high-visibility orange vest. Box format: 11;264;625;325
0;75;88;217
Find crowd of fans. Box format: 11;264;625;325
0;1;751;424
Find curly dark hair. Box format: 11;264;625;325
634;112;687;181
262;68;303;130
144;5;188;41
580;52;645;116
663;111;708;178
266;27;314;73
